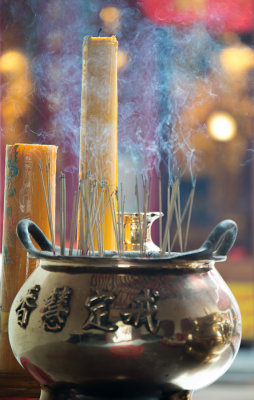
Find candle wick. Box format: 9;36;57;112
98;27;102;36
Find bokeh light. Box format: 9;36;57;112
207;111;237;142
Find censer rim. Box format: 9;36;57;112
38;253;214;274
16;218;237;267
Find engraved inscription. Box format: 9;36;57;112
41;287;72;332
82;291;118;332
120;288;160;334
16;285;40;328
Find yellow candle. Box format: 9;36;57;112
79;36;118;250
0;143;57;372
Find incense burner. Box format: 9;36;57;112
9;219;241;400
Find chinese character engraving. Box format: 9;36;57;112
82;291;118;332
120;288;160;334
16;285;40;328
42;287;72;332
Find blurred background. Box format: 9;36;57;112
1;0;254;396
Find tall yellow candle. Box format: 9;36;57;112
79;36;118;250
0;144;57;374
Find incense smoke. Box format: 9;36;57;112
1;0;224;212
117;9;226;179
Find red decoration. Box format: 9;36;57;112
137;0;254;32
20;357;53;388
109;345;144;358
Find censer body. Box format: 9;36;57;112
8;219;241;400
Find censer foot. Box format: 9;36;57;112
161;390;193;400
40;387;55;400
39;388;193;400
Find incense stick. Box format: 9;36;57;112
93;185;105;254
105;184;119;252
171;189;192;250
113;191;121;253
135;177;143;254
161;179;179;257
115;188;121;255
121;184;125;254
167;182;171;254
84;178;95;255
147;172;152;212
79;180;86;254
92;179;103;256
121;197;125;254
174;185;183;252
158;172;162;250
46;162;55;254
38;163;52;249
142;176;148;255
63;175;66;251
184;178;196;251
102;182;105;254
69;190;79;256
40;167;196;259
60;173;66;256
81;178;89;253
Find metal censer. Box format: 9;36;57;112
8;217;241;400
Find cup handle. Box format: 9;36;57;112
16;219;53;258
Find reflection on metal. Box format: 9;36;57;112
111;321;133;343
183;311;233;362
170;391;193;400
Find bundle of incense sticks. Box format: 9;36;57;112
160;177;196;257
38;162;56;254
135;175;152;254
39;164;196;257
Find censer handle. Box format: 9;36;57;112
201;219;238;260
171;219;237;261
16;219;53;258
